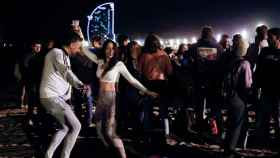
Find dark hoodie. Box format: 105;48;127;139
190;38;223;85
255;47;280;95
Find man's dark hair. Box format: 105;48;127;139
60;31;83;47
268;28;280;39
256;25;268;35
143;33;161;53
201;26;213;39
31;40;42;46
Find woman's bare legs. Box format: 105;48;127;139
106;116;126;158
96;91;127;158
96;121;109;147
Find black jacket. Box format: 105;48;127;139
255;47;280;95
189;38;223;86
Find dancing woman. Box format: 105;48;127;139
81;39;158;158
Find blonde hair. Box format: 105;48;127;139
232;34;249;57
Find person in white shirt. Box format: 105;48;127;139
81;38;158;158
40;31;88;158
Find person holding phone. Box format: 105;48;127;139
74;26;158;158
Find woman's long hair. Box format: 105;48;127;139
143;33;162;53
100;39;119;77
177;44;187;55
232;34;249;57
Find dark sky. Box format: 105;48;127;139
1;0;280;42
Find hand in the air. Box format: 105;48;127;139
71;25;84;40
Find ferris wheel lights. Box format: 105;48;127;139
87;2;115;41
110;3;114;9
98;6;106;10
87;15;93;21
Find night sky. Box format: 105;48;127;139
1;0;280;42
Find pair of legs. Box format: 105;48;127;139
144;80;170;136
95;91;126;158
256;94;280;148
224;93;247;157
26;84;37;116
17;80;26;107
194;84;223;135
41;97;81;158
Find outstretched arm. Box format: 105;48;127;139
72;25;99;64
81;46;99;64
119;62;158;97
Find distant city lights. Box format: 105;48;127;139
191;37;197;43
169;39;175;47
256;22;267;27
183;38;188;44
241;29;249;39
216;33;222;42
130;21;270;49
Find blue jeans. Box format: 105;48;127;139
72;84;94;127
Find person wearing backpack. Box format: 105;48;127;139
223;34;252;158
189;26;224;136
255;28;280;149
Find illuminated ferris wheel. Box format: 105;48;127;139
87;2;115;42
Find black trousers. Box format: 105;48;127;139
224;92;247;152
194;85;223;135
26;83;40;119
256;94;280;148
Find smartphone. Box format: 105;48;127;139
72;20;80;31
72;20;80;27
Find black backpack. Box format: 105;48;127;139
223;59;244;98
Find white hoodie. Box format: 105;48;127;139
40;48;83;100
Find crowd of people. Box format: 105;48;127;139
13;23;280;158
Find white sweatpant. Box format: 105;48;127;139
41;97;81;158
